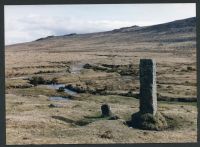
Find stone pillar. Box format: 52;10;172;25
139;59;157;116
101;104;112;117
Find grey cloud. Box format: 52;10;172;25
5;15;155;45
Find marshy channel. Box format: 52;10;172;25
18;62;196;104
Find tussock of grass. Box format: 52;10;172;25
29;76;46;86
28;76;59;86
130;112;168;131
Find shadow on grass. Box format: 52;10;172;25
52;115;90;126
52;114;111;127
84;115;104;119
52;116;74;124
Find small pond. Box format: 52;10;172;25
48;96;69;101
47;84;78;95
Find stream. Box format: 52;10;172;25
70;63;85;74
49;96;69;101
48;84;78;95
47;84;78;101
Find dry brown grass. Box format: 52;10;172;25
5;19;197;144
6;93;197;144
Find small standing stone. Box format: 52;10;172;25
101;104;112;117
139;59;157;116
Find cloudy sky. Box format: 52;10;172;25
5;4;196;45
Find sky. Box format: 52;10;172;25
5;4;196;45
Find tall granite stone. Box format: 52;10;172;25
130;59;167;130
139;59;157;116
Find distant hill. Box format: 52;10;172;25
6;17;196;52
109;17;195;33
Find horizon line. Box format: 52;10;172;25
5;16;196;46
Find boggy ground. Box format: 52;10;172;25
6;50;197;144
5;17;197;144
6;50;196;100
